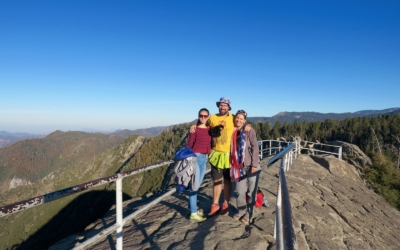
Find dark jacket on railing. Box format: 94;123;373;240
174;156;199;191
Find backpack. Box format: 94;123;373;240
255;188;269;208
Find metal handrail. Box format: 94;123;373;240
0;160;173;218
0;160;173;250
278;165;297;249
268;143;298;250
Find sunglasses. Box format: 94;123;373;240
199;114;209;118
236;110;247;118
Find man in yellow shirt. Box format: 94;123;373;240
207;97;236;216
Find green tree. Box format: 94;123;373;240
306;122;321;141
364;153;400;210
281;121;290;138
252;122;262;140
260;122;271;140
272;121;282;139
323;118;338;141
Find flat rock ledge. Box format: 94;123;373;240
51;154;400;250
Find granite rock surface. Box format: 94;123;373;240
51;154;400;250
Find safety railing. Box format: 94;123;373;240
259;139;342;161
259;140;289;159
0;160;173;250
268;143;298;250
299;140;342;160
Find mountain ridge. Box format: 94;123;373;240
247;107;400;124
2;107;399;147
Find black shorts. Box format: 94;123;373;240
211;165;230;181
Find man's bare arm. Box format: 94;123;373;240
190;124;196;133
244;123;252;132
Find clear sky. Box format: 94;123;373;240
1;1;399;135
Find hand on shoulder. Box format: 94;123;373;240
190;124;196;133
244;123;252;132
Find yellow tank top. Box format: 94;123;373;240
209;113;235;152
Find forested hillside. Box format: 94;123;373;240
0;134;145;249
0;131;125;194
121;123;191;197
251;114;400;209
251;114;400;159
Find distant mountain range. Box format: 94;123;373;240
112;107;400;138
0;131;45;148
247;107;400;124
1;107;399;148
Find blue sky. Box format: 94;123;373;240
1;1;399;134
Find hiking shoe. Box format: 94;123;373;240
220;202;229;215
187;210;204;217
208;203;220;217
190;213;206;223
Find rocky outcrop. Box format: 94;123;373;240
329;140;373;169
8;176;31;189
50;152;400;250
288;154;399;249
41;172;55;183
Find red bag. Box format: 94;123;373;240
255;189;264;208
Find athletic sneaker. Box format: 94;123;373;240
186;210;204;217
220;202;229;215
190;213;206;222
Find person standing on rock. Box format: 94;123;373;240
191;97;251;217
230;110;260;225
186;108;212;222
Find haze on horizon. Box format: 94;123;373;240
1;1;399;134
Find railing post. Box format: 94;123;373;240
338;146;342;161
116;174;123;250
287;153;290;170
269;140;272;155
284;154;288;171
